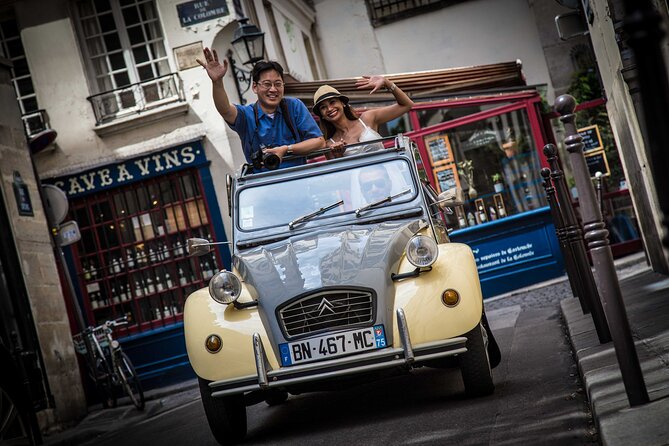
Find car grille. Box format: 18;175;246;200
279;289;375;338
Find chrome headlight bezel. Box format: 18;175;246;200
208;270;242;305
405;235;439;268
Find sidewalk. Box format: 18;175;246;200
42;378;200;445
560;254;669;446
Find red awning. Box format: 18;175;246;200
284;61;526;107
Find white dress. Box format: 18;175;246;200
331;119;384;156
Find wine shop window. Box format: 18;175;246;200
72;169;222;333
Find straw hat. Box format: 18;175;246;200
312;85;349;115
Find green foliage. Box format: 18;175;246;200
567;69;625;186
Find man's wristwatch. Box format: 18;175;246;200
286;144;293;155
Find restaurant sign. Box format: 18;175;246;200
44;141;208;199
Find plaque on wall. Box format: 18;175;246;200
174;42;204;70
176;0;230;27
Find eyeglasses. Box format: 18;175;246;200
256;80;285;90
361;179;388;192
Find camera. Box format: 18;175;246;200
251;146;281;171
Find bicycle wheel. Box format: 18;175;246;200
115;351;145;410
95;356;117;409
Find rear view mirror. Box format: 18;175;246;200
187;238;212;257
436;187;465;209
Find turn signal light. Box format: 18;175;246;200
441;289;460;307
205;334;222;353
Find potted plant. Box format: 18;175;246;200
492;173;504;193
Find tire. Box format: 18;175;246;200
116;351;145;410
264;389;288;406
198;377;247;445
0;380;36;445
95;357;117;409
481;312;501;369
459;322;495;397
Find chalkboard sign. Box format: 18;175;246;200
433;165;459;192
585;150;610;178
578;125;603;152
424;135;452;166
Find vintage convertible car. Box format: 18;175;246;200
185;136;499;445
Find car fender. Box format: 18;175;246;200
184;286;276;382
393;242;483;345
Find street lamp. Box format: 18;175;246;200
228;17;265;105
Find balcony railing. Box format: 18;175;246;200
87;73;186;125
22;109;50;137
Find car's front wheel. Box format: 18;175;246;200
198;377;246;445
459;322;495;397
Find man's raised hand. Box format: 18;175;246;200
196;47;228;82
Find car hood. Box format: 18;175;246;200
233;219;425;300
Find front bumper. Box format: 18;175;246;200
207;308;468;398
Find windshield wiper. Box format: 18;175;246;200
355;188;411;217
289;199;344;230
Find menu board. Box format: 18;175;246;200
424;135;452;166
578;125;603;152
585;150;610;178
433;165;459;193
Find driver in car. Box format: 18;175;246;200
359;165;392;203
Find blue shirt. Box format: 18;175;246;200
228;97;322;169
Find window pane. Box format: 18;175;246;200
15;77;34;96
127;25;145;45
139;1;157;21
119;90;135;108
12;58;29;77
137;64;154;81
21;97;38;113
0;19;19;37
92;56;109;76
81;17;100;37
109;51;126;70
103;33;121;51
144;21;162;40
86;36;105;56
98;12;116;33
155;60;169;77
96;75;113;92
149;41;166;59
122;6;141;25
6;39;24;58
94;0;111;13
132;46;149;63
114;71;130;87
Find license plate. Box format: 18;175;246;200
279;325;386;366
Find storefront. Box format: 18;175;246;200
404;90;564;297
44;140;228;388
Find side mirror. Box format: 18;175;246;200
187;238;212;257
436;187;465;209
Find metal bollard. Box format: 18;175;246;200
543;145;611;344
540;168;588;312
556;94;648;407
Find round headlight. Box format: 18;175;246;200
208;270;242;304
405;235;438;267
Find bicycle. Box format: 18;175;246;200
73;316;145;410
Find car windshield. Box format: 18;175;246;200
237;159;417;231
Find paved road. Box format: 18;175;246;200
80;276;596;445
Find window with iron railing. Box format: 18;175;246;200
364;0;468;27
74;0;181;123
0;15;51;137
87;72;185;124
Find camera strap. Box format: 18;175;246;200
252;100;298;148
